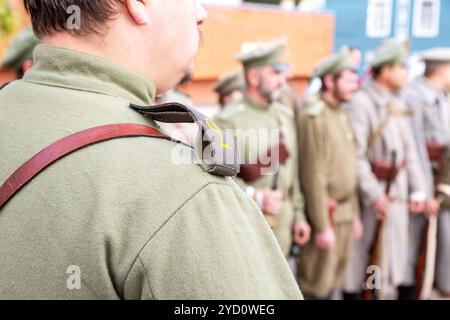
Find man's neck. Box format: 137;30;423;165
321;91;341;109
425;75;445;91
246;88;271;108
44;33;124;66
375;78;397;95
42;30;165;94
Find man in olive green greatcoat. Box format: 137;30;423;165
0;0;303;300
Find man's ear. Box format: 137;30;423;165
436;63;450;77
323;74;335;91
246;68;260;87
382;65;394;81
22;60;34;74
126;0;149;25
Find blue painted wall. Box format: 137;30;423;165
409;0;450;50
326;0;450;65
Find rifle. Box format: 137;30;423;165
415;145;448;299
362;151;397;300
415;209;438;300
238;138;290;183
264;170;280;229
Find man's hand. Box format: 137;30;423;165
372;194;391;220
293;221;311;246
314;227;336;251
423;198;439;218
328;198;338;215
352;217;364;241
410;200;426;215
262;189;284;215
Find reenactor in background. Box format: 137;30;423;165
215;41;311;257
296;48;361;300
279;84;302;114
213;69;245;109
342;42;428;300
307;46;362;97
435;99;450;298
402;48;450;299
1;28;40;80
0;0;303;299
278;62;302;113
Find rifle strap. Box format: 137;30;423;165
367;104;412;149
367;117;390;150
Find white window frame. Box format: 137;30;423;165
412;0;440;38
395;0;411;39
366;0;393;38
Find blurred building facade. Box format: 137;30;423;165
0;0;335;105
328;0;450;70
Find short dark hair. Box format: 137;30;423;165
24;0;123;37
424;61;447;78
372;62;406;79
371;64;393;80
16;66;25;79
218;88;244;108
320;71;344;92
371;66;384;79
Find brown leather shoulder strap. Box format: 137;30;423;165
0;123;169;209
367;115;390;150
0;81;11;90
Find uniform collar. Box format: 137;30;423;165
365;79;395;108
417;77;447;103
23;44;157;105
243;94;273;111
320;93;343;111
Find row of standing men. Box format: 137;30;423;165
210;40;450;300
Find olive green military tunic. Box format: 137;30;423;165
0;45;302;300
296;96;359;298
215;94;305;257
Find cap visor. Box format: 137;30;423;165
273;63;291;73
